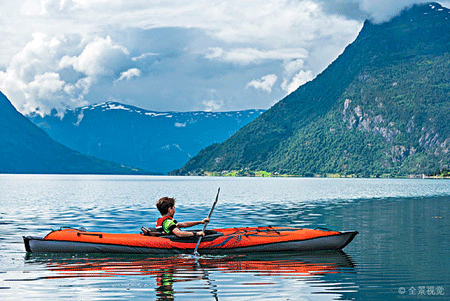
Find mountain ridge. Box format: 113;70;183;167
29;102;264;173
175;3;450;177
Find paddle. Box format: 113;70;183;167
193;188;220;257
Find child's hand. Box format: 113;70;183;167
202;218;210;224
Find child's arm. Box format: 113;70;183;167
177;218;209;228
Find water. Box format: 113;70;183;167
1;175;449;300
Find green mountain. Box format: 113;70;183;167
0;92;146;174
175;3;450;177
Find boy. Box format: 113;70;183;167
156;197;209;237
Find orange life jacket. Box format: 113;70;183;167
156;216;173;228
156;216;178;234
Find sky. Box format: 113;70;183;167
0;0;448;115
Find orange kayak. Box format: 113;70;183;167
23;226;358;254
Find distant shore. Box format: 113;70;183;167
197;169;450;179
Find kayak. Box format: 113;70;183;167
23;226;358;254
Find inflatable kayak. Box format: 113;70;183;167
23;226;358;254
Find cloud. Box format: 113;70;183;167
281;70;314;94
132;52;159;61
40;0;122;15
0;1;362;114
0;33;135;115
279;58;314;94
60;36;129;77
318;0;431;23
28;72;65;99
20;0;41;16
74;110;84;126
283;59;306;77
116;68;141;81
0;0;432;114
0;33;82;115
202;99;223;111
356;0;429;23
246;74;278;93
205;47;308;65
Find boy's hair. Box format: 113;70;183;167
156;197;175;215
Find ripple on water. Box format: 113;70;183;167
1;176;450;300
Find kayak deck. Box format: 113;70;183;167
23;227;358;254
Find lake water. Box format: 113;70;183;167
1;175;449;300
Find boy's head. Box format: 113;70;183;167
157;197;175;215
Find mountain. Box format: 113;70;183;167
175;3;450;177
0;92;145;174
28;102;264;174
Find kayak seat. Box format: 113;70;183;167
164;230;224;243
141;227;165;236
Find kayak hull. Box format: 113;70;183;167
23;227;358;254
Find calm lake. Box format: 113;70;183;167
1;175;449;300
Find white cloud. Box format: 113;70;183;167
132;52;158;61
0;33;135;115
40;0;122;15
355;0;429;23
60;36;129;77
0;1;362;113
283;59;306;77
246;74;278;93
202;99;223;111
28;72;65;99
281;70;314;94
0;33;82;115
116;68;141;82
20;0;41;16
0;0;433;113
3;1;361;62
5;33;62;82
205;47;308;65
280;58;314;94
0;1;424;65
74;110;84;126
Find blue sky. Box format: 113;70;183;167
0;0;447;115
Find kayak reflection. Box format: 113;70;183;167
25;250;355;277
25;251;355;299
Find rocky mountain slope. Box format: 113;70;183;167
175;3;450;177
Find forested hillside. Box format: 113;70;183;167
175;3;450;177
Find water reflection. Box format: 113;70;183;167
24;251;355;300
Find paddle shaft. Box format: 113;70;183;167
193;188;220;255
